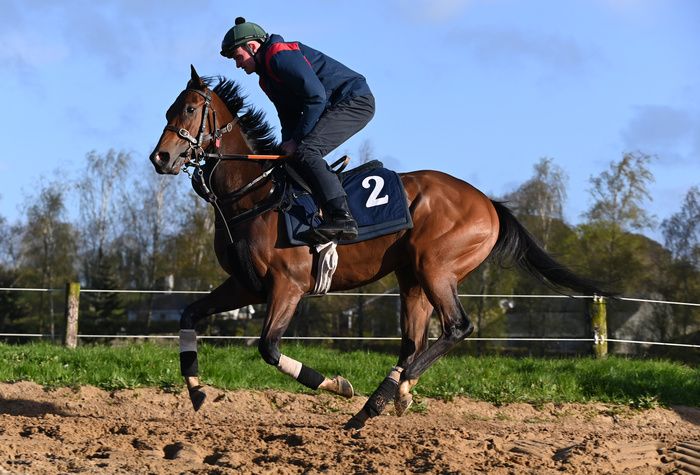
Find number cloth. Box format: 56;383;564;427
284;161;413;245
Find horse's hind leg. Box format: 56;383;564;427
346;277;474;428
394;269;434;416
401;277;473;381
347;281;469;427
258;282;353;398
180;275;264;410
344;270;433;429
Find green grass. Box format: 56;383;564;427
0;342;698;407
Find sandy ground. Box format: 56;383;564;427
1;381;699;474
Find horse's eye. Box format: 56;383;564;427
186;106;196;114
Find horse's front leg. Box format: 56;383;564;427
258;283;353;398
180;275;264;411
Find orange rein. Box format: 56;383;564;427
222;154;290;160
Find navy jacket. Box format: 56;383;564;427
254;34;372;143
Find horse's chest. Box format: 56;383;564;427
214;230;266;292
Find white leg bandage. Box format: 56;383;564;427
387;366;403;383
277;354;303;379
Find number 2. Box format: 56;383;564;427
362;175;389;207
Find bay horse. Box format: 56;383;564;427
150;66;606;430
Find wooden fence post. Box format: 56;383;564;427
64;282;80;348
590;295;608;358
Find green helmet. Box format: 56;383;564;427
220;17;267;57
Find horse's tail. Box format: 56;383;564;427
490;200;612;296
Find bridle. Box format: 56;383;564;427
161;87;286;243
162;88;236;168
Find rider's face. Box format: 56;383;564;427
232;45;256;75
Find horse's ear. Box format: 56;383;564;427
189;64;204;89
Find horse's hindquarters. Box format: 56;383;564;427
399;170;500;282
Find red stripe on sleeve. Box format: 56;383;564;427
265;42;311;83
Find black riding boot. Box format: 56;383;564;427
317;196;358;240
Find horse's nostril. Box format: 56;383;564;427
158;151;170;164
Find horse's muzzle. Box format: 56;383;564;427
150;150;182;175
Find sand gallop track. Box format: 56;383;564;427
1;381;699;474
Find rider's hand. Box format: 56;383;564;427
281;140;297;156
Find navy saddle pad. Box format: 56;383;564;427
284;163;413;246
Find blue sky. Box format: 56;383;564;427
1;0;698;243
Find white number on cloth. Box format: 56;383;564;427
362;176;390;208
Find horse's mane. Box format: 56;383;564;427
203;76;280;154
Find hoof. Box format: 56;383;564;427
188;386;206;411
344;409;369;430
394;393;413;417
333;376;354;399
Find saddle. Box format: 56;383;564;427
282;160;413;247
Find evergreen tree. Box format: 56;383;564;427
82;251;125;333
0;266;30;332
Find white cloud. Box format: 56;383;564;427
621;105;697;162
448;27;598;76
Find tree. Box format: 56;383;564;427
117;166;183;327
585;152;655;231
0;208;9;268
0;206;29;331
504;157;568;249
0;206;5;251
0;199;23;273
0;266;30;332
76;150;131;287
165;194;225;290
494;157;571;351
662;186;700;268
358;139;376;165
578;152;656;292
21;183;77;338
661;186;700;335
73;150;132;330
83;254;126;332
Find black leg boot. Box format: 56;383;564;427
317;196;358;240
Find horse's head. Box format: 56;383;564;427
150;66;228;175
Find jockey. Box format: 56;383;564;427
220;17;375;241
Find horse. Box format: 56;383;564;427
149;66;607;430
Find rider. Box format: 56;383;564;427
220;17;375;241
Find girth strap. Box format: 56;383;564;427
214;179;287;229
216;166;276;204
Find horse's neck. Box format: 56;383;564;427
209;129;273;210
221;121;255;156
202;102;275;212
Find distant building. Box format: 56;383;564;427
127;293;257;322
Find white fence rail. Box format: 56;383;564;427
2;287;699;307
0;287;698;350
1;333;697;349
